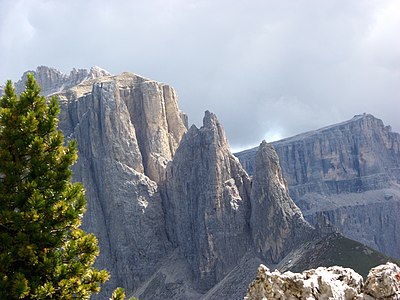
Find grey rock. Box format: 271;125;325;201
201;251;264;300
236;114;400;258
303;190;400;258
363;262;400;299
245;262;400;300
250;141;314;264
159;112;319;297
162;111;253;291
237;114;400;195
134;249;203;300
15;65;111;96
54;69;187;297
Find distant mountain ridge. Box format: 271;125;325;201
236;113;400;259
3;66;398;299
0;66;111;98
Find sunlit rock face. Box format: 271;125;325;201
245;262;400;300
236;114;400;258
47;67;187;296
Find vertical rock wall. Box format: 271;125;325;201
236;114;400;259
55;71;187;296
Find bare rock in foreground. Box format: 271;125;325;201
245;262;400;300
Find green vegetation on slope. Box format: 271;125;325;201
279;233;400;278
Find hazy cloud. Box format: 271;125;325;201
1;0;399;151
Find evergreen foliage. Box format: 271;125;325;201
110;288;125;300
0;74;111;299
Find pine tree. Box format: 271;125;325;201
0;74;110;299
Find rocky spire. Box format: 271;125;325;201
163;111;252;291
250;140;314;264
245;262;400;300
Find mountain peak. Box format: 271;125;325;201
202;110;218;128
14;66;111;96
250;140;313;263
88;66;112;78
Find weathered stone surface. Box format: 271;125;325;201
15;65;111;96
236;114;400;258
250;141;314;264
163;111;253;291
363;262;400;299
304;190;400;258
160;112;320;297
53;68;187;296
237;114;400;195
245;262;400;300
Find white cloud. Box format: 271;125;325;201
0;0;399;149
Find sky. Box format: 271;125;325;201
0;0;399;151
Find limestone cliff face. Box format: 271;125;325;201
160;112;316;296
163;111;253;291
303;191;400;259
53;69;187;296
273;114;400;198
57;70;187;182
236;114;400;258
250;141;314;264
238;114;400;196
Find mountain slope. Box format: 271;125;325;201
236;114;400;259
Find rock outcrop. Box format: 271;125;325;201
159;111;316;295
250;141;314;264
245;262;400;300
54;68;187;296
363;263;400;299
236;114;400;258
162;111;253;291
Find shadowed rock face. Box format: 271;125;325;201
160;112;315;295
163;111;253;291
236;114;400;259
250;141;314;264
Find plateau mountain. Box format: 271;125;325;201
236;114;400;259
